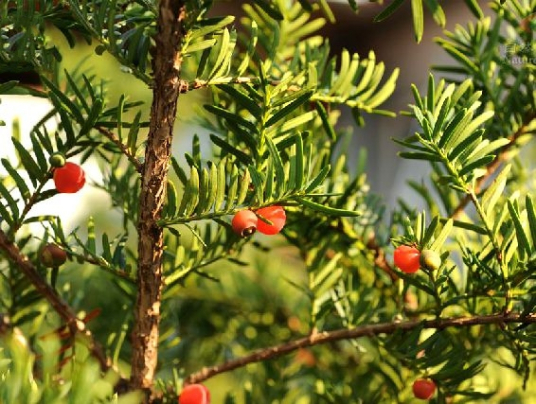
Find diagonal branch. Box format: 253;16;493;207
0;229;110;371
185;311;536;385
451;112;536;219
95;126;143;173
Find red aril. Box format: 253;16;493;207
178;384;210;404
394;245;421;274
256;206;286;235
412;379;436;400
53;162;85;193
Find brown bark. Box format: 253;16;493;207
185;311;536;385
129;0;186;399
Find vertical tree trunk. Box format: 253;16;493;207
130;0;186;400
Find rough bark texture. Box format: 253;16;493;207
130;0;186;399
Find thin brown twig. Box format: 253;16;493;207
95;126;143;173
366;233;398;281
176;76;300;93
185;311;536;385
0;229;111;372
177;76;259;93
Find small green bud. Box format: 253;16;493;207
420;249;442;271
40;243;67;268
49;153;66;168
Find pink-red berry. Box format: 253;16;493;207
255;206;286;235
232;210;258;237
394;245;421;274
53;162;85;193
412;379;436;400
178;384;210;404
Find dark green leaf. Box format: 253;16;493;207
293;134;304;190
398;151;442;162
508;200;531;257
171;157;188;186
266;137;285;197
305;165;330;193
41;76;84;123
297;197;361;216
247;166;265;203
127;111;142;152
253;0;284;20
210;134;253;166
265;90;314;128
315;101;336;141
447;129;483;161
11;137;42;186
0;80;18;93
297;0;313;12
101;232;112;261
458;155;494;177
374;0;405;22
204;104;257;134
526;196;536;247
420;216;440;248
2;158;31;203
29;133;48;172
218;84;262;117
79;98;104;137
444;218;487;235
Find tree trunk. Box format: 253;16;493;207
130;0;186;400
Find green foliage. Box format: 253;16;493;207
1;0;536;403
0;333;142;403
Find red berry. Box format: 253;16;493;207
394;245;421;274
232;210;258;237
412;379;436;400
256;206;286;235
53;162;85;193
178;384;210;404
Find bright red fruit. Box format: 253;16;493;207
256;205;286;235
412;379;436;400
394;245;421;274
178;384;211;404
53;162;85;193
232;210;258;237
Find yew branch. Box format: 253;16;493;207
0;229;110;371
185;312;536;385
451;112;536;219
